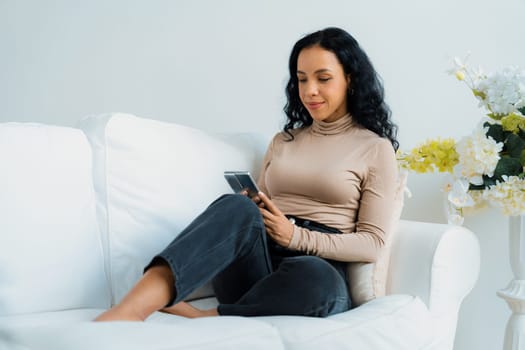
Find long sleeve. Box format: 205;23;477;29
256;135;275;195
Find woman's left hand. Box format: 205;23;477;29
257;192;294;247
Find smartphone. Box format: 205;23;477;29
224;171;260;198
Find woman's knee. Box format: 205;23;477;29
212;194;260;217
208;194;265;245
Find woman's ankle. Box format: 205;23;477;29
161;302;218;318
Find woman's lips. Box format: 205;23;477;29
306;102;324;110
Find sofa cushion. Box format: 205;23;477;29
79;113;267;304
184;295;434;350
256;294;433;350
0;309;104;330
2;315;285;350
0;296;432;350
346;171;407;306
0;123;110;316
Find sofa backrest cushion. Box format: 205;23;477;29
346;171;407;306
79;113;267;304
0;123;111;316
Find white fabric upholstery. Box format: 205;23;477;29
0;123;110;316
0;114;481;350
0;309;283;350
2;316;284;350
259;295;433;350
78;113;267;303
388;220;481;349
186;294;434;350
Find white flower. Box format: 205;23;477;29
447;178;475;208
476;66;525;116
406;57;525;220
454;123;503;184
442;177;473;225
447;210;465;226
448;56;469;81
483;176;525;216
448;54;485;89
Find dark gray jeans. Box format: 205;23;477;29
146;194;351;317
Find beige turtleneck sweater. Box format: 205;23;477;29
257;115;398;263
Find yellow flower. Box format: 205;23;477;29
501;113;525;133
397;138;459;173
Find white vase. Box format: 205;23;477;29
498;215;525;350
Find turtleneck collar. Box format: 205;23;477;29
310;114;353;136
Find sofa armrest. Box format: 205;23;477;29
387;219;480;315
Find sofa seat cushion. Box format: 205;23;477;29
175;294;435;349
1;312;285;350
0;309;104;330
255;294;435;350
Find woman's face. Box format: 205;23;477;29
297;45;350;123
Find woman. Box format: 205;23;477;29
95;27;398;321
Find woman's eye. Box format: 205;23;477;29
298;78;307;83
319;77;331;82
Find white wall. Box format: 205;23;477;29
2;0;524;349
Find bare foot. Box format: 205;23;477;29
93;305;144;322
161;301;218;318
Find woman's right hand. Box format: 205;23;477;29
240;190;265;208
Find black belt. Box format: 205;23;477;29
285;215;342;234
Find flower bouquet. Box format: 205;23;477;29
397;56;525;224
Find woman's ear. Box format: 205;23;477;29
346;75;352;93
347;75;354;96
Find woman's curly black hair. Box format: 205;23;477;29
283;27;399;151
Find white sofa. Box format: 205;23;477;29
0;113;480;350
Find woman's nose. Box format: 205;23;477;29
304;82;319;96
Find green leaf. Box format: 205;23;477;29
518;127;525;139
519;106;525;116
505;133;525;158
494;156;523;181
484;122;506;143
520;149;525;166
487;112;504;121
